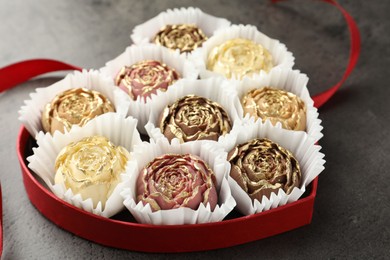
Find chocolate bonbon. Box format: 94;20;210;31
159;95;232;142
54;135;130;208
136;153;218;211
227;138;301;201
115;60;180;101
207;38;273;79
153;24;208;53
241;87;306;131
41;88;115;134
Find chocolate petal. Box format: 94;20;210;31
194;132;219;142
230;164;248;193
202;183;218;211
249;185;280;202
164;124;185;142
148;192;178;210
182;185;204;210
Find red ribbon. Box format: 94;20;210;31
0;185;2;258
0;0;360;254
0;1;361;106
272;0;361;107
0;59;82;93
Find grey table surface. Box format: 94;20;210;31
0;0;389;259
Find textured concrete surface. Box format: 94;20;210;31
0;0;389;259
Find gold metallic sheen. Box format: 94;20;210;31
227;138;301;202
41;88;115;134
115;60;180;101
159;95;232;143
241;87;306;131
207;38;273;79
54;136;130;208
153;24;208;53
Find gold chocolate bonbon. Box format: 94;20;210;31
54;136;130;208
241;87;306;131
159;95;232;143
227;138;301;201
153;24;208;53
41;88;115;134
207;38;273;79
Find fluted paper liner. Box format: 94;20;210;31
236;68;323;142
221;119;325;215
145;78;243;144
18;69;130;138
131;7;231;49
193;24;295;80
121;138;236;225
27;113;142;218
100;45;199;134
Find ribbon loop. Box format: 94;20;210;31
0;59;82;93
272;0;361;108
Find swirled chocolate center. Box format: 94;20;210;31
153;24;208;53
228;138;301;201
159;95;232;143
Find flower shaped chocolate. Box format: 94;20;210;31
227;138;301;201
115;60;180;101
153;24;208;53
241;87;306;131
54;136;130;208
136;154;218;211
41;88;115;134
159;95;232;142
207;38;274;79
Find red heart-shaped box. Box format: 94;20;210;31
5;0;360;253
17;126;317;252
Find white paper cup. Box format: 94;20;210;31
121;138;236;225
100;45;199;134
18;69;130;138
27;113;142;218
131;7;231;48
236;68;323;142
144;78;243;144
193;24;295;81
220;119;325;215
